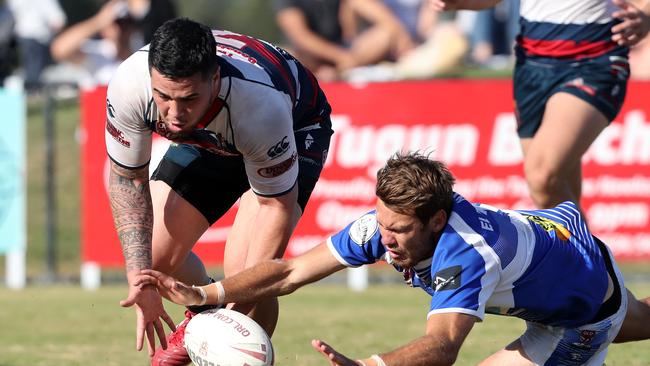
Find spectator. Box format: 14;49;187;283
345;1;469;82
0;0;15;85
469;0;519;69
125;0;176;44
7;0;66;92
273;0;415;81
50;0;141;87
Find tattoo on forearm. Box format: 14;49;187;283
108;163;153;271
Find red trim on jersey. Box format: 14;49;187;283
196;97;225;129
520;37;618;59
220;33;296;101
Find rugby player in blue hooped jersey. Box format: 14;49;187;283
134;152;650;366
106;17;333;365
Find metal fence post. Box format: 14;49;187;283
44;85;57;280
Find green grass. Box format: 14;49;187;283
3;90;650;366
1;282;649;366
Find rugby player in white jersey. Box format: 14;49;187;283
106;18;333;365
134;152;650;366
431;0;650;211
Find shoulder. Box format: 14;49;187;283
107;48;152;124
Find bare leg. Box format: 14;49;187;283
223;189;302;336
150;180;210;285
478;339;535;366
520;93;608;208
613;289;650;343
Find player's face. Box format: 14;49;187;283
376;199;441;268
151;67;220;138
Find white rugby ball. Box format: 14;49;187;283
184;308;274;366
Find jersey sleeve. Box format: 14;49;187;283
427;215;501;321
326;212;387;267
105;51;153;169
233;88;298;197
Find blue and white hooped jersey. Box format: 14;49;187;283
518;0;628;60
327;194;610;328
106;29;329;197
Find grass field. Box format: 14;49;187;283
3;87;650;366
1;282;650;366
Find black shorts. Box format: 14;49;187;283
513;51;629;138
151;123;333;225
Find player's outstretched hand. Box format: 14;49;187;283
119;283;176;356
311;339;360;366
133;269;205;307
612;0;650;46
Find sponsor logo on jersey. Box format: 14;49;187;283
305;133;314;149
106;120;131;148
257;152;296;178
267;136;290;159
106;98;116;118
433;265;462;291
348;213;378;245
524;214;572;241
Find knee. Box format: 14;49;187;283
523;157;561;202
151;247;185;273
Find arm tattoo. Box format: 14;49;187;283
108;162;153;272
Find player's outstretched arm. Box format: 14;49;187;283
108;160;175;356
312;312;477;366
612;0;650;46
134;241;347;306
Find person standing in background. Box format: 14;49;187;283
8;0;66;93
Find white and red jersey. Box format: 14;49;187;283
518;0;628;59
105;30;327;197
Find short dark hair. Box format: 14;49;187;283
376;152;455;224
148;18;218;79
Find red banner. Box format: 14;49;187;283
81;80;650;267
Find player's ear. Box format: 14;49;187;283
211;65;220;90
429;209;447;232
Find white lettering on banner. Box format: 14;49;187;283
583;175;650;198
488;113;522;166
597;233;650;257
287;235;327;256
588;203;649;231
328;116;479;177
585;110;650;165
455;175;530;200
316;201;375;231
311;178;376;201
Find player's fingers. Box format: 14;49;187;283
161;312;176;332
119;293;137;308
145;322;156;356
132;275;158;287
153;319;168;350
136;313;145;351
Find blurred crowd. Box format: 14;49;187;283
0;0;176;94
0;0;648;94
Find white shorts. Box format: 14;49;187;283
520;250;627;366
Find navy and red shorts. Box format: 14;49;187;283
513;50;630;138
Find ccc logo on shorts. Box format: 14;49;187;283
267;136;289;159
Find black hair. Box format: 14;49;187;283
148;17;218;79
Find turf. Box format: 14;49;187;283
1;282;649;365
